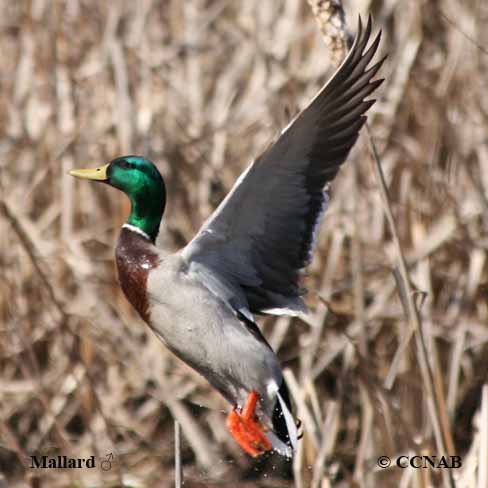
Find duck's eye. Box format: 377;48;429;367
119;160;134;169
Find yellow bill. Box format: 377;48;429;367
69;164;109;181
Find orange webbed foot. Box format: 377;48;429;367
226;390;272;457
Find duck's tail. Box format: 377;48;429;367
266;379;299;458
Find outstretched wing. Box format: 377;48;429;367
181;16;384;316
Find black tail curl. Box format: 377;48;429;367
272;379;297;449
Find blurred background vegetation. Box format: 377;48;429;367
1;0;487;487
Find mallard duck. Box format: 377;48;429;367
70;17;383;458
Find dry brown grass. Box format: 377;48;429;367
1;1;487;487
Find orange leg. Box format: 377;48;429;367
226;390;272;457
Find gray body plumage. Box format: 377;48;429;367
142;16;383;456
147;253;282;417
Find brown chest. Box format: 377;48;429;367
115;227;160;323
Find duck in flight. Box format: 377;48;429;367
70;16;384;457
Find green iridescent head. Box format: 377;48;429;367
70;155;166;242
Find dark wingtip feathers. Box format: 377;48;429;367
299;14;384;268
329;14;384;117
